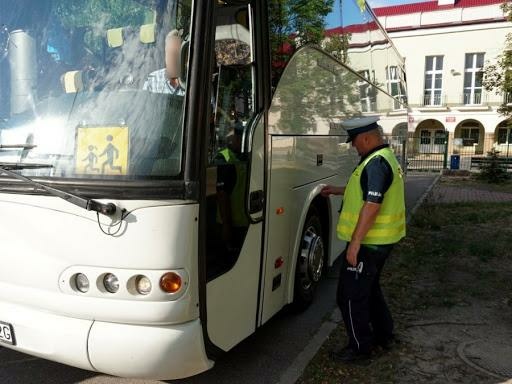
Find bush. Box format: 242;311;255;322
478;148;511;183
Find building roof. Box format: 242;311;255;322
325;21;380;36
373;0;505;17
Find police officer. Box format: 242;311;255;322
216;122;249;255
321;116;406;363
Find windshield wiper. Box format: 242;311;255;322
0;162;50;171
0;164;117;216
0;144;37;149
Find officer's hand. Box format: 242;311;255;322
320;186;332;197
320;185;344;197
346;241;360;267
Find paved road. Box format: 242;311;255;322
0;173;439;384
404;172;440;217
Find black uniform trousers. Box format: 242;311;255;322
336;244;394;354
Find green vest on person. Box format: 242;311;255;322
216;148;248;227
337;147;406;245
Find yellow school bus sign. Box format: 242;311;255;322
75;126;129;175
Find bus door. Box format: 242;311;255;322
204;2;265;352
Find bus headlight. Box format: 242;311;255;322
135;275;152;295
103;273;119;293
160;272;182;294
75;273;89;293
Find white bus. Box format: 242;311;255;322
0;0;407;379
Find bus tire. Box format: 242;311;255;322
292;206;325;311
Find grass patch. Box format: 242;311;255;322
298;198;512;384
395;202;512;309
413;201;512;229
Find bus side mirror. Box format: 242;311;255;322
179;40;189;88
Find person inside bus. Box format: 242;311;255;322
143;29;185;95
215;121;248;261
321;116;406;363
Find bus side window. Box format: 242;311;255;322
206;4;255;281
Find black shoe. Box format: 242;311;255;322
374;335;399;351
329;346;371;364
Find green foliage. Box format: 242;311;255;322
268;0;335;46
52;0;154;57
287;0;335;45
267;0;358;134
54;0;152;30
268;0;342;83
483;1;512;117
478;148;511;183
323;32;351;63
272;47;362;134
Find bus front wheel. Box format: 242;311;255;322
293;206;325;310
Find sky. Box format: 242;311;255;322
325;0;429;28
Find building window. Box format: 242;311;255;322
461;128;480;146
434;130;446;145
423;56;443;106
420;130;431;144
497;128;512;145
358;70;376;112
464;53;484;105
387;66;406;109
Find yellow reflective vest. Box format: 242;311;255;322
216;148;248;227
337;147;406;245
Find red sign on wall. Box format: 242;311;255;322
446;116;456;123
408;116;414;123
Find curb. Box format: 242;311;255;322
278;310;341;384
406;173;442;224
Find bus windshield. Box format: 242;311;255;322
0;0;191;181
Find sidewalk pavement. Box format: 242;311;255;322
431;184;512;203
404;173;512;208
404;173;441;221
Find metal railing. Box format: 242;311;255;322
462;91;484;105
421;94;445;107
392;95;407;110
381;133;512;172
406;133;449;171
407;134;512;171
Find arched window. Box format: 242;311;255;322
497;120;512;145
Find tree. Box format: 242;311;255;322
287;0;335;45
54;0;151;30
267;0;361;134
483;1;512;117
478;148;511;183
323;32;350;63
268;0;336;83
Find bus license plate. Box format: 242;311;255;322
0;321;15;345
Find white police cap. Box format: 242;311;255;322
341;116;380;143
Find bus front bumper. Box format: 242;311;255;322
88;318;214;380
0;299;94;371
0;300;213;380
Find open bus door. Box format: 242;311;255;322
203;2;266;352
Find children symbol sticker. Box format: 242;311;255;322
75;126;129;175
83;145;99;173
99;135;122;174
